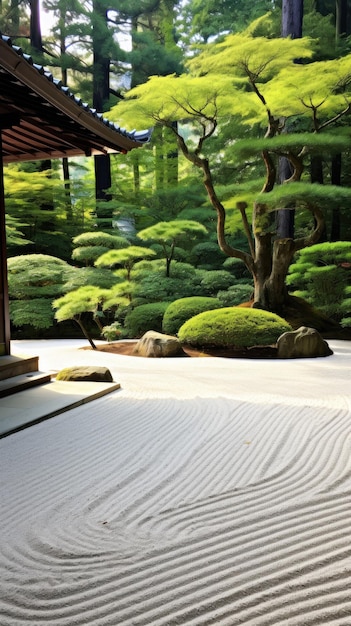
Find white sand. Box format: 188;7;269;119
1;339;351;625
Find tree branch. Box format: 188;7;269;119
294;204;325;251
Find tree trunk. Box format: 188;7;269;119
278;0;304;239
94;154;112;229
93;0;112;227
30;0;42;51
276;157;295;239
336;0;349;38
154;125;165;190
166;122;178;187
331;0;349;239
63;157;73;223
75;317;97;350
282;0;304;38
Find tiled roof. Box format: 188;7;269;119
0;33;151;162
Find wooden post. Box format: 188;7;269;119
0;131;11;355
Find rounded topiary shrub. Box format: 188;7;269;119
124;302;171;338
178;307;292;349
162;296;222;336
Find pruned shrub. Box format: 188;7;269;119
217;283;254;306
287;241;351;322
124;302;171;338
162;296;221;336
199;270;237;296
178;307;292;348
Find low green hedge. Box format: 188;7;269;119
162;296;221;335
178;307;291;348
124;302;171;338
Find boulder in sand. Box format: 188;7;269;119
56;366;113;382
277;326;333;359
133;331;183;358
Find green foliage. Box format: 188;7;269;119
231;133;351;160
258;183;351;213
150;243;188;263
10;299;55;330
124;302;171;338
72;231;130;266
7;254;76;331
222;257;253;280
137;220;207;275
178;0;274;45
4;163;84;260
130;30;183;86
217;283;254;306
5;215;32;253
63;267;122;291
95;246;156;270
287;242;351;321
178;307;292;348
101;321;123;341
190;241;226;269
53;286;110;323
7;254;74;300
138;220;207;244
162;296;221;335
101;282;133;311
199;270;237;296
131;260;203;305
341;286;351;328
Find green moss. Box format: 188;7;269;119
178;307;292;348
162;296;221;335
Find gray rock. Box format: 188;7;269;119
56;365;113;382
277;326;333;359
133;330;183;358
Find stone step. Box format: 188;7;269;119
0;354;39;381
0;371;51;398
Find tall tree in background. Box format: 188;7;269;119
128;0;182;190
336;0;349;38
276;0;303;240
282;0;303;37
178;0;273;46
92;0;113;228
30;0;42;50
331;0;350;239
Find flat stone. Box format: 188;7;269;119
277;326;333;359
133;331;183;358
56;366;113;382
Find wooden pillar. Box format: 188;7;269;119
0;131;10;356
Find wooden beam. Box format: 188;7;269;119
0;131;11;355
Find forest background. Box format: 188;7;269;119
1;0;351;342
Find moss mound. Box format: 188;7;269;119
178;307;292;349
162;296;221;335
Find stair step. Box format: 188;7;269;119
0;354;39;381
0;371;52;398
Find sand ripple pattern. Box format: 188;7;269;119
1;387;351;624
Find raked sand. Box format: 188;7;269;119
1;339;351;625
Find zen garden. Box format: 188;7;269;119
3;4;351;626
2;0;351;359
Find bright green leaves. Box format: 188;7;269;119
53;286;110;323
187;33;314;81
113;73;237;128
262;55;351;119
111;31;351;131
137;220;207;243
95;246;156;269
